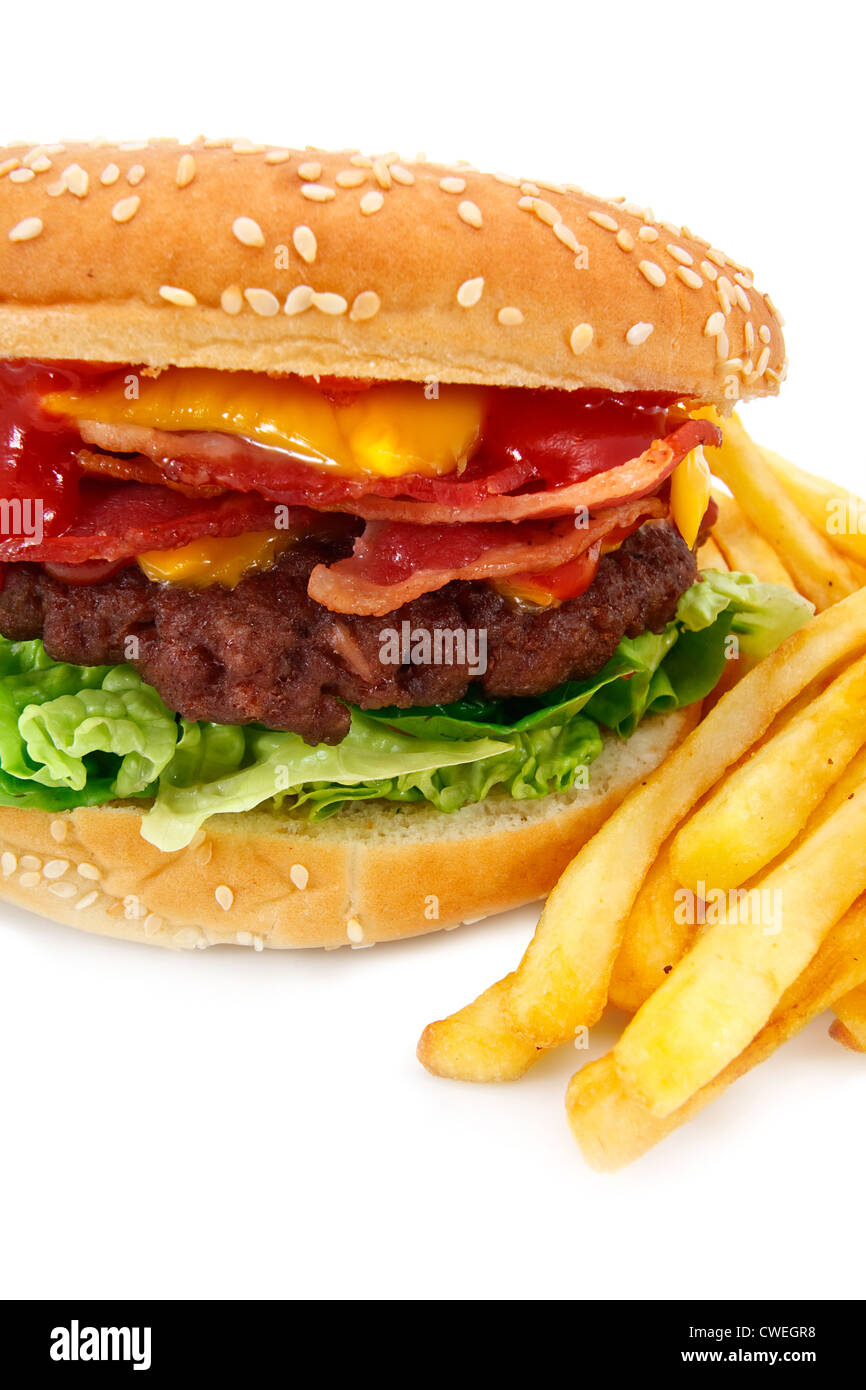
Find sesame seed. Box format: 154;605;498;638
215;884;234;911
666;244;693;266
733;284;751;313
440;175;466;194
661;221;682;237
9;168;35;183
253;935;264;952
50;819;67;843
220;283;244;315
537;179;567;194
755;324;771;346
49;881;77;899
100;163;120;185
637;226;659;242
19;855;40;871
360;190;384;215
350;153;373;167
45;180;66;197
734;271;754;290
119;140;148;152
8;217;43;243
346;918;364;943
43;859;69;879
638;260;666;287
244;287;280;316
755;346;771;375
570;323;594;355
553;223;579;252
349;290;381;322
144;913;163;935
744;322;756;351
289;863;309;890
284;285;314;315
63;164;89;197
764;294;785;327
312;291;348;316
74;890;99;911
19;871;41;888
232;139;266;154
520;181;541;196
372;159;392;190
1;852;17;876
626;321;654;346
78;862;101;880
498;306;524;326
336;168;366;187
0;158;20;177
232;215;265;247
458;200;483;228
530;198;561;227
721;358;744;372
112;195;141;223
700;260;719;281
29;155;52;173
704;311;726;336
298;160;322;180
292;225;317;264
676;266;703;290
456;276;484;307
492;171;521;186
127;164;145;186
620;201;646;217
159;284;197;307
588;209;618;231
176;153;196;187
264;148;291;164
203;137;231;149
715;330;730;360
517;196;534;211
716;284;732;315
301;183;334;202
390;164;414;185
616;229;635;252
706;247;727;267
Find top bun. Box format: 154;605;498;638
0;139;785;403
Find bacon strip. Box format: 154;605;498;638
75;418;719;524
307;497;667;616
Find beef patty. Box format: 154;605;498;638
0;521;697;744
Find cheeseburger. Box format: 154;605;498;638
0;139;808;948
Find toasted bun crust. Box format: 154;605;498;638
0;140;784;403
0;707;696;950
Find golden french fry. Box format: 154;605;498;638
829;983;866;1053
420;587;866;1077
711;489;796;588
608;844;694;1014
670;651;866;893
614;781;866;1117
698;409;862;609
568;896;866;1170
762;447;866;572
417;976;539;1082
696;536;728;572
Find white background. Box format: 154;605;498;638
0;0;863;1302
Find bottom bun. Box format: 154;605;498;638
0;706;698;950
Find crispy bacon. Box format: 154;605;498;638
0;481;340;564
307;497;667;616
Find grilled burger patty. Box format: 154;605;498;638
0;520;697;744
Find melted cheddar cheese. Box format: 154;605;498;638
137;531;291;588
670;445;712;548
44;369;486;480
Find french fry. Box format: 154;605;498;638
762;447;866;573
608;844;694;1014
711;489;796;588
567;896;866;1170
829;983;866;1053
696;536;728;572
417;977;539;1082
613;781;866;1117
698;409;862;609
670;651;866;893
418;587;866;1079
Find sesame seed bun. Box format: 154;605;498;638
0;706;696;950
0;140;784;403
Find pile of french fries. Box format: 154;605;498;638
418;412;866;1169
